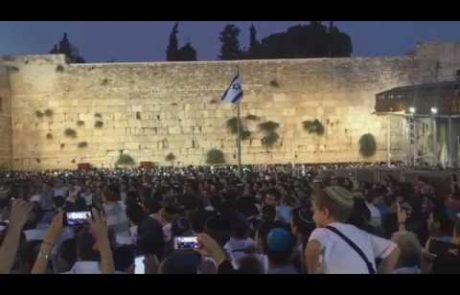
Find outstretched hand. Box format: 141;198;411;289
195;233;227;266
88;208;109;246
8;199;34;231
43;211;64;246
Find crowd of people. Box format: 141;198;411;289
0;163;459;274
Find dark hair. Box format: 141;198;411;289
143;197;162;214
18;240;42;273
76;227;100;261
190;209;212;233
160;253;200;274
204;215;231;247
231;218;250;240
291;207;315;241
171;217;192;237
126;202;146;226
261;205;276;223
103;184;120;202
137;219;165;259
113;245;135;272
237;255;264;274
58;238;77;267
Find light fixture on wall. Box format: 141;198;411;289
409;107;416;114
430;107;438;114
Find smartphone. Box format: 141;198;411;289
174;236;199;250
134;255;145;274
64;211;91;227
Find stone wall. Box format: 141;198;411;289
3;42;460;170
0;65;12;169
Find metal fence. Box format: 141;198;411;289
318;167;457;196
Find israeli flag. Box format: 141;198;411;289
221;74;243;104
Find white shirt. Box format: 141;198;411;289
308;222;397;274
224;237;256;268
63;261;101;274
366;202;382;228
392;266;421;274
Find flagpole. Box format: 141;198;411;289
236;66;242;176
236;100;242;176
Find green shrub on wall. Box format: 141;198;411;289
44;109;53;117
259;121;280;133
303;119;325;135
262;131;280;148
95;121;104;128
226;117;251;141
77;120;85;126
359;133;377;158
206;149;225;164
64;128;77;138
78;141;88;148
46;133;53;140
116;153;136;166
36;111;44;118
165;153;176;164
245;114;259;121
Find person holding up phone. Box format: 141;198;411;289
32;209;115;274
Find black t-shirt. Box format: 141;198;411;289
432;247;460;274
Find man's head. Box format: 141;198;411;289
237;255;264;274
159;252;201;274
137;218;165;260
76;227;100;261
204;215;231;247
55;238;77;273
113;245;135;274
312;186;354;227
291;207;315;239
263;189;279;207
126;202;146;226
264;227;296;266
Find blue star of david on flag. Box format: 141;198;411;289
221;74;243;104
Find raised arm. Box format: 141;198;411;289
31;211;64;274
0;200;33;274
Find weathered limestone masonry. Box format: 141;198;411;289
1;42;460;170
0;64;12;169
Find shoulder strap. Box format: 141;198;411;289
325;226;376;274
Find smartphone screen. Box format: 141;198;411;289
65;211;91;226
174;236;199;250
134;256;145;274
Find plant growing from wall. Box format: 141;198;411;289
206;149;225;164
60;143;65;149
94;113;102;118
303;119;325;135
64;128;77;138
116;153;136;166
245;114;259;121
262;131;280;148
270;79;279;87
226;117;251;141
95;121;104;128
44;109;53;117
78;141;88;148
56;65;64;72
36;111;44;118
46;133;53;140
359;133;377;158
259;121;280;133
101;78;109;85
165;153;176;165
77;120;85;126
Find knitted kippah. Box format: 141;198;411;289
324;186;354;209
